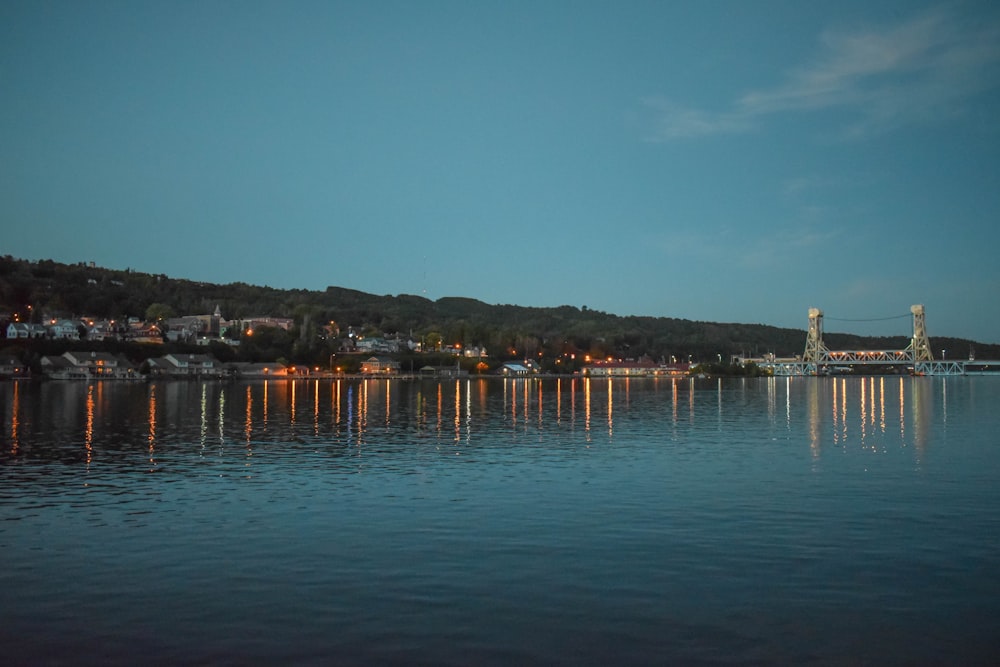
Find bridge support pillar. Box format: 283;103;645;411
803;308;829;370
910;304;933;362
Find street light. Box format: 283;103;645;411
329;353;336;374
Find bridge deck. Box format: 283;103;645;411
759;359;1000;377
822;349;916;364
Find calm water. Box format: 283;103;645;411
2;376;999;666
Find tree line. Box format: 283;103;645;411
2;256;995;373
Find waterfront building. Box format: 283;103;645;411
360;356;400;375
40;351;138;379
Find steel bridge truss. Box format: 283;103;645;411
821;349;918;365
756;305;997;376
802;304;932;369
766;304;954;376
914;361;967;376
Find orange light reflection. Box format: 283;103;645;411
148;384;157;469
85;384;95;469
9;381;19;455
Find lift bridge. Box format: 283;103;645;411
764;305;1000;377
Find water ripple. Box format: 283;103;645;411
2;377;999;665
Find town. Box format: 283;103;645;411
3;305;695;381
4;258;994;381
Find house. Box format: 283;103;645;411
438;343;487;357
462;345;488;358
41;351;138;379
85;320;116;341
419;364;468;378
499;362;531;376
356;337;401;354
360;356;400;375
146;353;220;377
47;319;80;340
64;350;137;378
6;322;47;339
0;356;27;378
163;316;205;343
40;354;86;379
129;323;163;344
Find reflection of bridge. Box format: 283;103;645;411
764;305;1000;376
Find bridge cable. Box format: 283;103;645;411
825;313;912;323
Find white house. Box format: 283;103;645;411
47;319;80;340
6;322;47;339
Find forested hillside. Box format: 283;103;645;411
1;256;994;370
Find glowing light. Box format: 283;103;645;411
10;381;19;455
245;385;253;450
148;384;157;468
85;384;95;466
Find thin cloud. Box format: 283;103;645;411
733;224;842;270
641;98;749;140
646;7;1000;141
839;278;906;303
655;220;840;270
782;175;832;197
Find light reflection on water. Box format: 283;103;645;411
2;376;1000;666
0;375;969;484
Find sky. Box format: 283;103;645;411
3;1;999;342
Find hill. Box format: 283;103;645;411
1;255;994;371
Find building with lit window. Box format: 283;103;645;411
582;359;690;377
360;356;400;374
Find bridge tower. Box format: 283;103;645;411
803;307;829;370
908;304;933;362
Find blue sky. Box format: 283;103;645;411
3;1;999;342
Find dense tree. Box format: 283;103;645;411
2;256;998;366
145;302;175;321
239;326;293;363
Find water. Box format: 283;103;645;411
2;376;999;665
